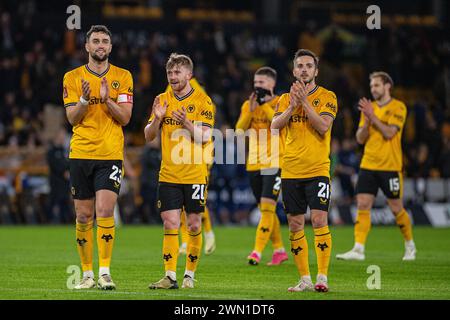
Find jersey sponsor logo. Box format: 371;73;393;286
201;110;213;120
393;114;404;122
89;96;117;105
163;117;183;126
187;104;195;113
325;102;337;113
111;80;120;90
289;114;308;123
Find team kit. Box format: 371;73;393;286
63;25;416;293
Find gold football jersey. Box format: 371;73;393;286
63;63;133;160
275;85;338;179
359;98;407;171
148;86;215;184
236;97;286;171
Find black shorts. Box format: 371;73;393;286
355;169;402;199
248;168;282;202
157;182;207;214
281;176;331;214
69;159;123;200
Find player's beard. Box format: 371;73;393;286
372;88;384;101
297;73;314;85
171;79;188;93
91;51;109;62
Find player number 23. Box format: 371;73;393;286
109;165;122;183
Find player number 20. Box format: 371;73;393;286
192;184;205;200
389;178;400;192
109;165;122;183
273;177;282;192
318;182;330;199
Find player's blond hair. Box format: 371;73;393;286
369;71;394;88
255;66;277;81
166;53;194;72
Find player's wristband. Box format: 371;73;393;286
80;96;89;106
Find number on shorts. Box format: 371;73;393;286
389;178;400;192
109;165;122;183
192;184;205;200
318;182;330;199
273;177;282;192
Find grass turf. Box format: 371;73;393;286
0;225;449;300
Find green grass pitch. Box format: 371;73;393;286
0;225;449;300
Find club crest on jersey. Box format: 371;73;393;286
187;105;195;113
319;198;328;205
111;80;120;90
313;98;320;107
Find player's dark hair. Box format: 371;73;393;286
369;71;394;88
166;53;194;72
86;25;112;42
255;66;277;81
294;49;319;68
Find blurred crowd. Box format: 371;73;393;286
0;0;449;224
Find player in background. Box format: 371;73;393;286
336;71;416;261
63;25;133;290
272;49;337;292
144;53;215;289
236;67;288;266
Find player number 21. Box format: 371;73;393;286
318;182;330;199
192;184;205;200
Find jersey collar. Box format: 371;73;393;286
375;98;393;108
307;85;319;96
174;87;195;101
85;63;110;78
